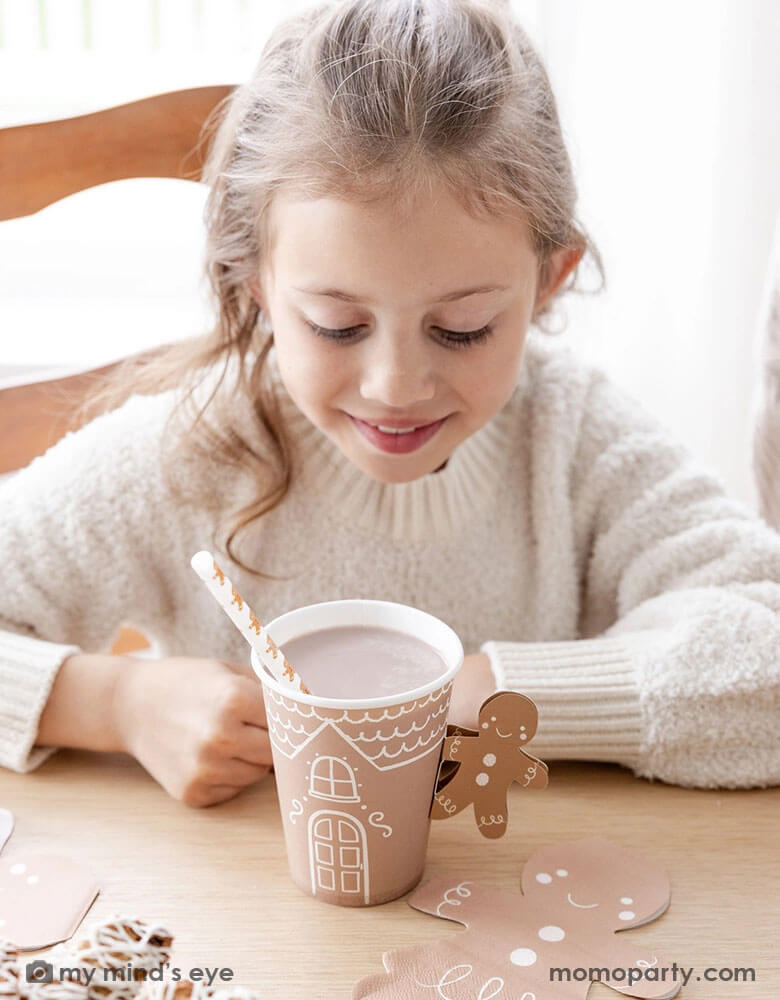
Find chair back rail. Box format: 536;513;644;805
0;85;233;220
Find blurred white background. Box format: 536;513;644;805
1;0;779;507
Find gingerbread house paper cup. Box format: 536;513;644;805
251;599;463;907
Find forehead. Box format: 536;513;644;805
264;186;538;294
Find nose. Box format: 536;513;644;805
358;330;437;409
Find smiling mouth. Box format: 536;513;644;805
495;728;512;738
349;413;449;454
567;892;598;909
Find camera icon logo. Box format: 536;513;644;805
25;961;54;984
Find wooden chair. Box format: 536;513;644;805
0;85;234;653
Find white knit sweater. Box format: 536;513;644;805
2;335;779;788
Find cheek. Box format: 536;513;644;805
277;343;347;408
460;357;520;414
494;341;527;403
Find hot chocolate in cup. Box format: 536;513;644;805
251;599;463;907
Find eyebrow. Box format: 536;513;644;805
291;283;510;303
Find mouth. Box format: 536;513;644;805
567;892;598;909
495;728;513;739
349;414;449;454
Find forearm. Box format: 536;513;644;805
35;652;128;754
482;594;780;789
448;652;497;729
480;636;642;766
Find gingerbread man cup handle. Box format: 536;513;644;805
430;691;548;839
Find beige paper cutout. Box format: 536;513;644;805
354;837;680;1000
431;692;548;838
0;854;99;950
0;811;12;854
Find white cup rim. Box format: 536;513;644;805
251;598;463;709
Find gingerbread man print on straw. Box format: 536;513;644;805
190;550;310;694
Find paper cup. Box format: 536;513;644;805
251;599;463;907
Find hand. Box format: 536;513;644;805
448;652;497;730
113;656;272;808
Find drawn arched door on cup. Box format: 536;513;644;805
308;811;369;903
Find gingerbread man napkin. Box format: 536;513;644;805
354;837;680;999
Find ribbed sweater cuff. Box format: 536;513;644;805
0;631;79;773
479;637;642;766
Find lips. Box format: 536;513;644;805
352;416;438;431
349;414;448;454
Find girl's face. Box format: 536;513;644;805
254;181;578;483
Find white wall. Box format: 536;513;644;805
539;1;780;507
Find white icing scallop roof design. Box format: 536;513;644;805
265;683;453;770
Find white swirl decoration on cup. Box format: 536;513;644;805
367;811;393;838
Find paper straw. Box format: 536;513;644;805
190;550;311;694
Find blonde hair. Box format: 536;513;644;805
85;0;605;578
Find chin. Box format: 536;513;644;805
358;456;444;484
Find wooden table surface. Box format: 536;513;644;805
2;751;779;999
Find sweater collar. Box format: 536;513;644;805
264;344;527;542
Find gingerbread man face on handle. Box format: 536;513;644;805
431;692;548;838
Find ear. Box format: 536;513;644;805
534;243;585;313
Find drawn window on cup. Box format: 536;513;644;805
309;757;360;802
315;842;334;865
338;821;360;842
342;871;361;893
340;847;360;867
318;867;336;891
313;817;333;839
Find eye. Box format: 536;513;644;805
305;321;494;349
307;323;363;342
437;324;494;349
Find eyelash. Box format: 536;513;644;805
305;322;494;349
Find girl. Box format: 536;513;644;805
2;0;779;807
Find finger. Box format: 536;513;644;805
231;678;268;727
203;784;245;807
223;759;272;785
230;719;273;766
